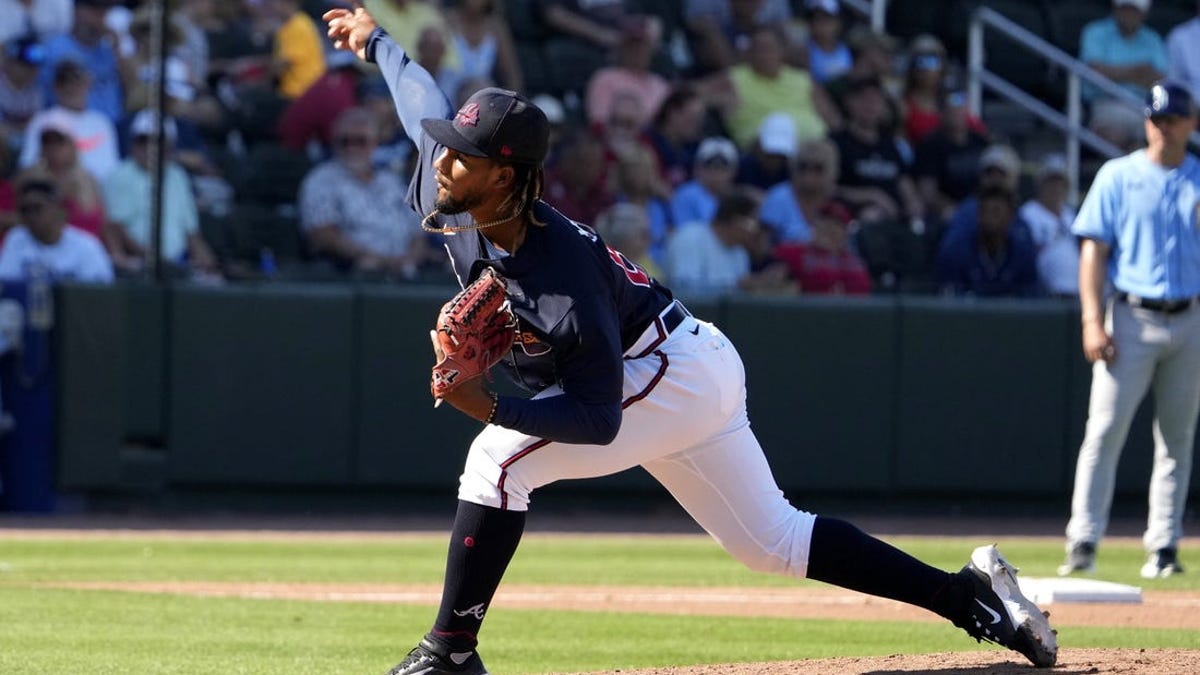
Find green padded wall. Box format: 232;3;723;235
895;298;1072;493
122;283;167;441
167;284;355;484
55;284;124;487
355;285;481;487
720;296;898;492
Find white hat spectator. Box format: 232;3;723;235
758;113;798;159
805;0;840;15
1114;0;1150;12
531;94;566;126
130;109;178;144
696;136;738;167
979;144;1020;176
1036;154;1069;181
37;108;76;139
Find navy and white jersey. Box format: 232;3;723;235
370;30;674;441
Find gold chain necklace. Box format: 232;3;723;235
420;209;517;234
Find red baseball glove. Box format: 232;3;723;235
430;267;517;402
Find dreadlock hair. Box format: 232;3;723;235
497;162;546;227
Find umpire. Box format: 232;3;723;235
1061;81;1200;579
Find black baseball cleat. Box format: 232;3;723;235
953;545;1058;668
385;635;489;675
1140;547;1185;579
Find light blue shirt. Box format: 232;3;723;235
1072;150;1200;300
759;181;813;243
39;34;124;123
670;180;720;230
1079;17;1167;101
103;159;198;262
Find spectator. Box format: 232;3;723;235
902;34;949;144
20;63;120;182
827;26;900;133
725;25;840;150
595;202;663;282
596;91;647;164
936;185;1038;297
775;201;871;295
684;0;797;73
585;16;670;133
102;110;217;277
415;23;462;100
670;136;739;229
943;143;1028;241
665;187;790;296
0;36;45;144
760;137;840;243
832;75;922;224
120;7;222;130
804;0;852;84
298;107;429;279
539;0;627;55
0;172;113;283
543;129;615;227
1166;1;1200;101
644;85;708;189
0;142;16;239
1080;0;1168;150
268;0;326;99
38;0;124;123
737;111;796;190
0;0;73;45
20;118;106;241
174;0;214;88
913;90;991;223
365;0;459;69
1019;155;1079;297
612;143;672;269
278;50;368;153
444;0;524;92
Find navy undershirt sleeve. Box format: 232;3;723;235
492;395;621;445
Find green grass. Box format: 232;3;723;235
0;533;1196;674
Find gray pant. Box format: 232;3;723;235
1066;300;1200;552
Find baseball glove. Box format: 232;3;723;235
430;267;517;401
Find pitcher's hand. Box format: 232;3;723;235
323;1;377;61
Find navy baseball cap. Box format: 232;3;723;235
1145;81;1196;118
421;87;550;165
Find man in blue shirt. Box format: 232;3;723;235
38;0;124;123
935;185;1039;297
1061;81;1200;580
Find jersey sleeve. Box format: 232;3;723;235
1071;160;1119;245
368;29;454;150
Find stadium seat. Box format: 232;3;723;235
224;202;307;278
1046;0;1112;58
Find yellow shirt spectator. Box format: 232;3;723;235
365;0;459;70
727;64;827;149
275;10;326;99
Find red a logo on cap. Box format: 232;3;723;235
455;102;480;127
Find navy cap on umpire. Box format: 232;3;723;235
1145;81;1197;118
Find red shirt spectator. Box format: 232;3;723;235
775;201;871;294
278;55;362;151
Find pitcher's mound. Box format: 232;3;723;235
558;648;1198;674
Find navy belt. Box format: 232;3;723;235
1116;292;1200;315
661;300;691;334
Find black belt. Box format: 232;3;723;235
661;300;691;334
1116;292;1200;314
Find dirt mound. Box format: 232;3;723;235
554;648;1199;674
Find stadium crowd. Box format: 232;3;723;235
0;0;1196;296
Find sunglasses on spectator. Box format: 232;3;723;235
336;135;371;148
796;161;827;173
913;54;942;71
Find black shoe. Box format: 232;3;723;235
1141;548;1185;579
385;635;489;675
953;545;1058;668
1057;541;1097;576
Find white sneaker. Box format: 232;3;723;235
957;544;1058;668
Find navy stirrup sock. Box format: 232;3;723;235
431;500;526;649
805;516;968;618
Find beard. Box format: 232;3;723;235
435;190;484;215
